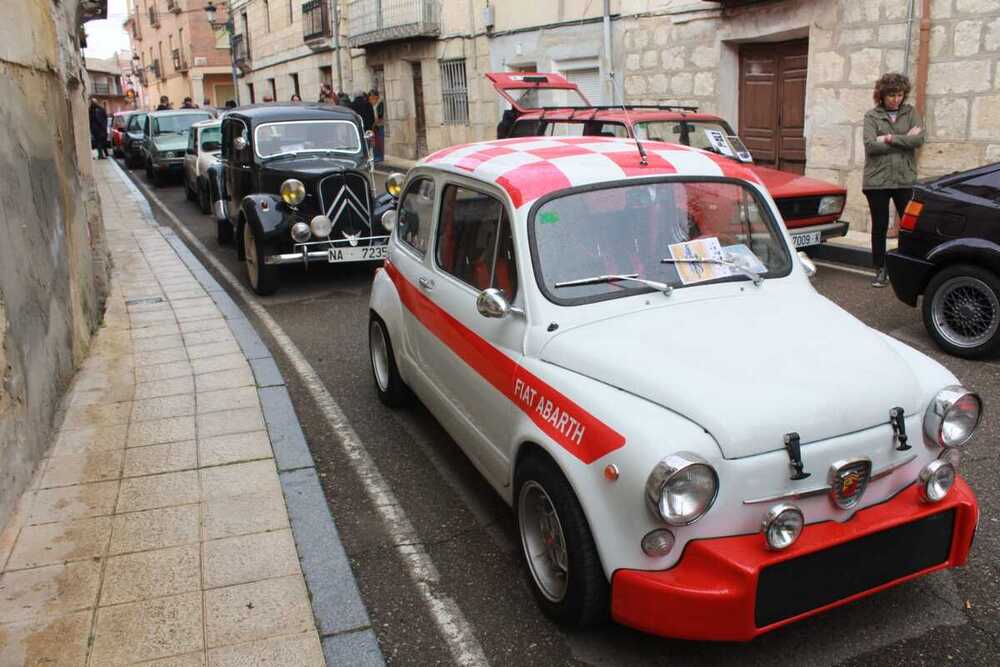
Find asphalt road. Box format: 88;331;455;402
121;161;1000;666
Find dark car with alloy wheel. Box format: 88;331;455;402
886;161;1000;358
213;104;390;295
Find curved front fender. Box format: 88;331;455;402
239;194;291;242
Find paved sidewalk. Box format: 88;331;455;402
0;161;376;665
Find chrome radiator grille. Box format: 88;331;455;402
317;172;373;243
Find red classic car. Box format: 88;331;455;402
488;72;848;249
110;110;142;159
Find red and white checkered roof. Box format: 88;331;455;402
421;136;763;209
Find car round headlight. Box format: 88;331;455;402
386;172;405;197
762;504;804;550
290;222;311;243
641;529;675;557
919;460;955;502
280;179;306;206
381;209;397;232
924;386;982;448
645;452;719;526
310;215;332;238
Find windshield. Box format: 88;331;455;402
634;120;738;153
532;179;792;304
254;120;361;158
200;126;222;150
506;87;591;109
153;114;212;135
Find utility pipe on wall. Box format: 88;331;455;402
603;0;614;104
915;0;931;116
333;0;344;92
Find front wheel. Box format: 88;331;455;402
368;314;411;407
922;264;1000;359
242;222;278;295
515;454;608;627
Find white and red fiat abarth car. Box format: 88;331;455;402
366;135;981;641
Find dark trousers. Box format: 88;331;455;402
863;188;912;269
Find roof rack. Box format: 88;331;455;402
535;104;700;113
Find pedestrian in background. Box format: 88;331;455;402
156;95;171;110
337;91;351;107
89;98;109;159
862;72;924;288
352;89;374;131
181;97;197;109
291;93;302;102
369;88;385;162
318;84;333;104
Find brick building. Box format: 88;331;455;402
85;55;130;114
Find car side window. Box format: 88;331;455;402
435;185;518;298
952;169;1000;205
397;178;436;256
187;129;197;155
221;119;248;161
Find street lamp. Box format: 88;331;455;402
205;1;240;106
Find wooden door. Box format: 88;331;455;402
411;61;428;158
739;39;808;174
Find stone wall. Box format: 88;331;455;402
0;0;110;526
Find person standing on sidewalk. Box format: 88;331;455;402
89;98;109;159
862;72;924;287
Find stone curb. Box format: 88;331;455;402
109;160;385;666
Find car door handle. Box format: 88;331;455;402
418;276;434;290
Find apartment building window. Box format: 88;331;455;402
248;82;255;103
242;12;250;54
268;78;277;101
264;0;271;32
291;73;300;99
440;59;469;125
168;35;174;71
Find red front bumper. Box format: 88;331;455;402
611;477;978;641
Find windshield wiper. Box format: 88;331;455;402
660;254;763;286
554;273;673;295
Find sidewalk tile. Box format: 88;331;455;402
180;318;228;335
135;376;195;400
198;431;271;468
68;384;134;408
197;408;265;439
134;334;185;353
207;631;324;666
5;516;112;570
167;296;214;309
130;310;177;327
0;610;91;666
124;441;198;477
191;354;249;376
52;424;128;456
186;341;242;361
201;492;288;541
118;471;200;513
137;651;206;666
203;576;314;648
128;416;196;448
183;330;237;348
194;368;255;393
132;323;182;340
101;544;200;606
29;481;119;523
166;289;209;302
132;394;197;422
174;305;221;322
135;361;193;384
135;347;190;367
61;401;132;430
196;387;259;415
200;461;280;502
109;505;200;555
0;561;101;623
40;449;123;488
202;529;300;589
90;591;204;665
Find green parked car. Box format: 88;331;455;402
142;110;214;187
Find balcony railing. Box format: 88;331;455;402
302;0;332;41
232;34;251;75
172;48;188;72
149;6;160;27
347;0;440;48
92;81;121;96
150;59;162;80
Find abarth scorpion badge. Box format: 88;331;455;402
828;458;872;510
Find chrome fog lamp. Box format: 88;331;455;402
309;215;332;238
817;195;846;216
645;452;719;526
386;172;405;197
290;222;311;243
924;386;982;448
381;209;397;232
280;179;306;206
919;460;955;502
762;504;804;550
641;529;675;557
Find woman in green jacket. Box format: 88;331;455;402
863;72;925;287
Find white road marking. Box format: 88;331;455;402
127;170;490;667
813;259;877;277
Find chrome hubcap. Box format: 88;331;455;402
370;321;390;391
518;481;569;603
932;276;999;348
244;224;259;286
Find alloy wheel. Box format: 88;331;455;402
244;224;259;287
369;320;390;392
518;480;569;603
931;276;1000;349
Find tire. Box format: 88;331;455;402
198;179;211;214
242;221;278;295
514;453;609;627
368;314;411;407
922;263;1000;359
185;176;196;201
216;218;233;245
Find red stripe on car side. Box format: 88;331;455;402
385;260;626;464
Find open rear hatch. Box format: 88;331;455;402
486;72;592;113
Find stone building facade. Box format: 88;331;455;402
0;0;110;526
126;0;236;108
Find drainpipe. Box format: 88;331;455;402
915;0;931;116
603;0;614;104
332;0;344;92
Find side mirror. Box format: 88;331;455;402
797;251;817;279
477;288;511;319
233;136;248;151
381;209;396;233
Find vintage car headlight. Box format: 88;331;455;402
924;386;982;448
645;452;718;526
280;179;306;206
640;529;675;557
817;195;846;216
310;215;332;238
918;460;955;502
762;504;804;550
386;172;405;197
290;222;311;243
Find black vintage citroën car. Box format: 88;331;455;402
213;104;390;295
